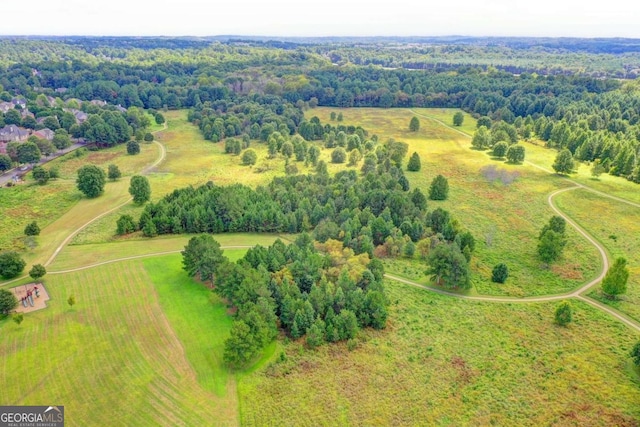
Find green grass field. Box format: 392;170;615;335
308;107;600;297
0;258;238;426
2;107;640;426
238;279;640;427
555;189;640;322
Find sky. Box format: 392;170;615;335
2;0;640;38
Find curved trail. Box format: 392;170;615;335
409;109;640;332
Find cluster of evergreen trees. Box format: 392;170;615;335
197;235;388;367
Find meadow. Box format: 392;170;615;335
238;279;640;426
0;257;238;426
555;188;640;322
307;107;600;297
2;107;640;427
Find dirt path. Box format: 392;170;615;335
409;109;640;332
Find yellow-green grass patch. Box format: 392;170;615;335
0;260;237;426
555;188;640;322
238;279;640;426
50;233;288;271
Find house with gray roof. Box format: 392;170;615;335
33;128;55;141
0;125;29;143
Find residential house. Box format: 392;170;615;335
0;102;15;113
0;125;29;143
55;87;68;93
20;109;35;119
63;108;89;124
11;97;27;108
90;99;107;107
115;104;128;113
33;128;55;141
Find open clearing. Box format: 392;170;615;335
308;107;600;297
0;258;239;426
239;279;640;426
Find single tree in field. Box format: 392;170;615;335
537;230;566;264
129;175;151;204
453;111;464;127
29;264;46;281
154;112;165;125
31;166;50;185
409;116;420;132
67;295;76;308
555;300;572;326
505;144;525;164
108;164;122;181
471;126;491;150
601;257;629;299
0;251;26;279
24;221;40;236
127;140;140;155
426;244;471;290
76;165;106;198
429;175;449;200
492;141;509;158
0;289;18;315
552;149;575;174
491;263;509;283
631;342;640;367
13;313;24;326
407;152;421;171
143;132;154;142
242;149;257;166
330;111;337;121
337;112;343;122
182;234;225;286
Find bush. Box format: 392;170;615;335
491;263;509;283
127;140;140;155
631;342;640;367
242;149;257;166
24;221;40;236
331;147;347;164
555;300;572;326
143;133;154;142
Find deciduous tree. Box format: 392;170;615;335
552;149;575;174
129;175;151;204
409;116;420;132
29;264;46;281
0;289;18;315
24;221;40;236
453;111;464;126
76;165;106;198
505;144;525;163
108;164;122;181
601;257;629;299
0;251;26;279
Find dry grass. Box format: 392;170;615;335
308;107;600;297
238;279;640;427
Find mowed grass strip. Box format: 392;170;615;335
238;279;640;427
555;188;640;322
52;233;285;271
308;107;600;296
0;260;236;426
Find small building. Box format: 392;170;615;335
0;102;15;113
11;97;27;108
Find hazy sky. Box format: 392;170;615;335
2;0;639;38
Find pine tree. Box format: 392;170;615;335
407;152;421;171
